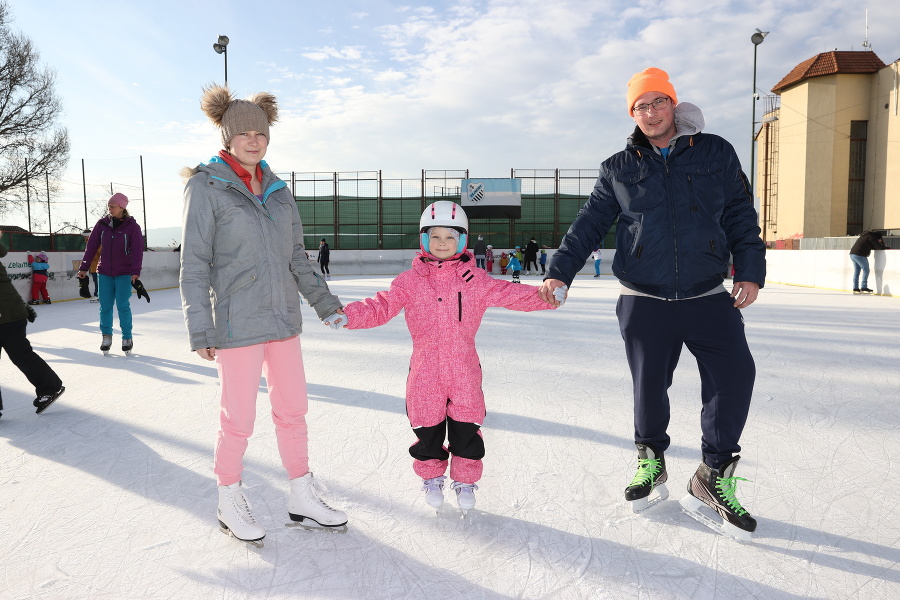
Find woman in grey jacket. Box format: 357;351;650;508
180;85;347;547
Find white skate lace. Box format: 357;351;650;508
422;476;446;493
450;481;478;493
306;475;338;511
233;489;258;524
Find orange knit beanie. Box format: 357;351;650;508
626;67;678;115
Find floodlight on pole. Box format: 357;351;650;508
750;29;768;204
213;35;229;86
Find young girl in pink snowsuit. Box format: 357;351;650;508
334;201;554;513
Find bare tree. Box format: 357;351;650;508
0;1;69;215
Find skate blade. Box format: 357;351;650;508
285;518;348;534
629;483;669;514
679;494;753;543
219;523;265;548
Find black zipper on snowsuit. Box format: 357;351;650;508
458;291;462;321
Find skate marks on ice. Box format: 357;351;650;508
622;486;900;591
393;495;814;600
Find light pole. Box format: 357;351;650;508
750;29;768;200
213;35;229;86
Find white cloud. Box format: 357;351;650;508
301;46;366;62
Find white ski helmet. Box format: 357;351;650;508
419;201;468;254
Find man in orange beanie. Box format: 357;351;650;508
540;67;766;541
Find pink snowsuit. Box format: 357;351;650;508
343;252;553;483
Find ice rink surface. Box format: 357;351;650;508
1;276;898;600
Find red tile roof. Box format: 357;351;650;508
771;50;886;93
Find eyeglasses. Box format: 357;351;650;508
632;97;670;115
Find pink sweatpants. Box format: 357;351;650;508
213;336;310;486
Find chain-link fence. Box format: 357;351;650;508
0;156;147;249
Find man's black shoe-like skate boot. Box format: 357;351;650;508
683;455;756;539
34;386;65;414
860;287;874;294
624;443;668;512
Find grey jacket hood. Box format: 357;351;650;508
672;102;705;138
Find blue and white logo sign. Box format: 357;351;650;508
467;182;486;204
460;178;522;219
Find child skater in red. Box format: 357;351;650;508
327;202;562;514
27;253;51;305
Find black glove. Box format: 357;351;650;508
78;276;91;298
26;305;37;323
132;278;150;303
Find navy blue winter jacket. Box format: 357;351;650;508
547;122;765;299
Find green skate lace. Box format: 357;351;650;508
715;476;751;515
629;458;662;486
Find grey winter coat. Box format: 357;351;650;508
180;157;341;351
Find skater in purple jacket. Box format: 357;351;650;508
78;193;143;355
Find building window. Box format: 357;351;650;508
846;121;867;235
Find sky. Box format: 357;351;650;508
3;0;899;239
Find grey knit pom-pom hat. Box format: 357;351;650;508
200;84;279;148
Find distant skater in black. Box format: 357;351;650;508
318;238;331;280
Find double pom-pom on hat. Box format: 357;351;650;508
200;84;279;148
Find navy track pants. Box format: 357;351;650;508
616;292;755;469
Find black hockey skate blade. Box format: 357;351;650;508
679;494;752;543
218;520;265;548
285;515;348;534
629;483;669;514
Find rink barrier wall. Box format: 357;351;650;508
4;251;181;304
3;249;896;302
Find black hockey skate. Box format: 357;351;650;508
625;443;668;513
34;386;65;414
122;339;133;355
680;455;756;542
